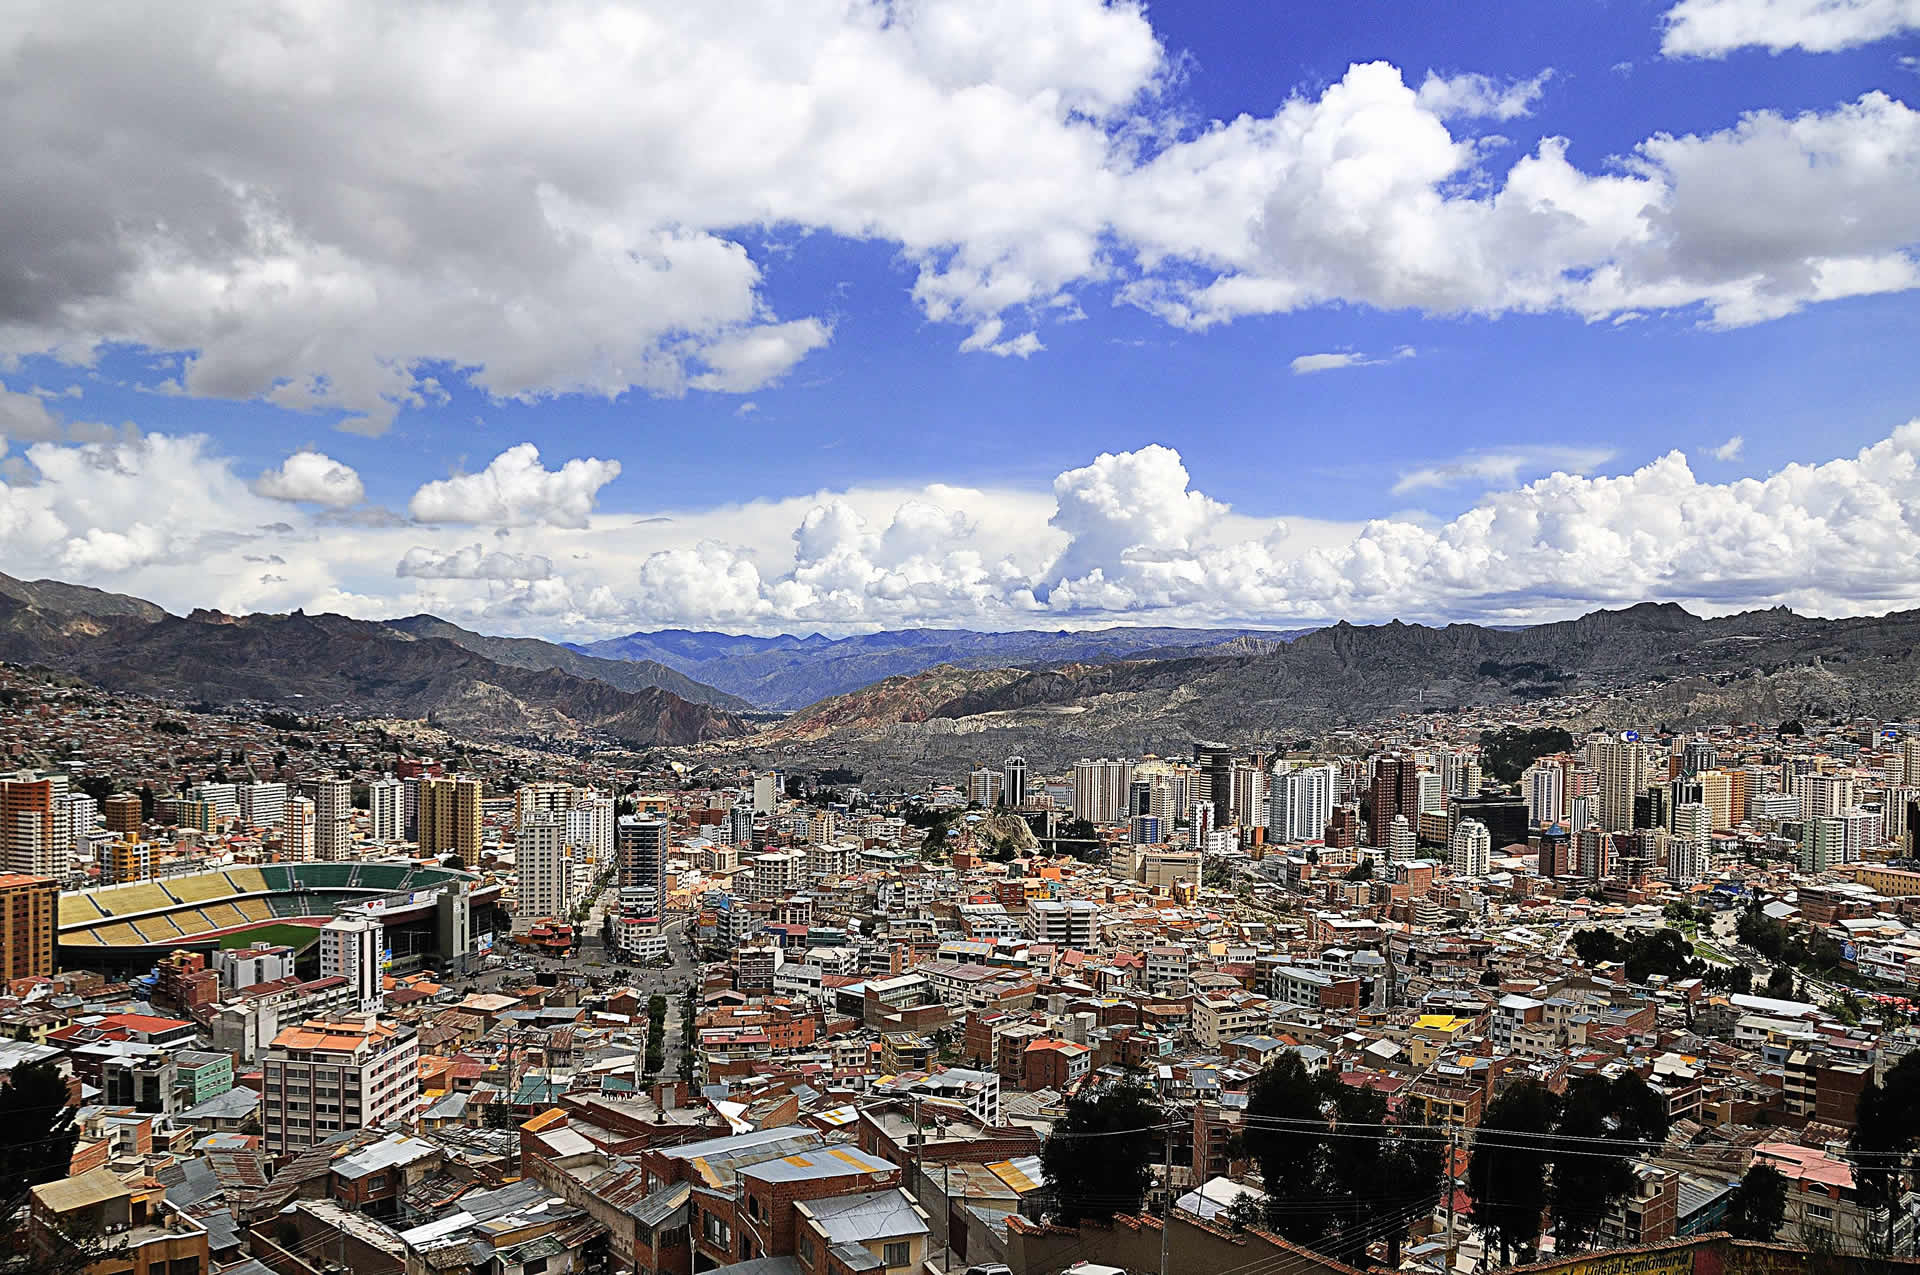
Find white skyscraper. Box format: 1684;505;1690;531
320;914;384;1014
568;794;615;866
188;781;239;823
66;793;98;855
314;777;353;862
1671;803;1710;884
515;813;574;926
1450;818;1491;877
1417;772;1446;816
239;782;288;830
368;777;403;844
1387;814;1417;863
1266;764;1334;844
1523;763;1565;827
1800;772;1856;822
1071;758;1133;825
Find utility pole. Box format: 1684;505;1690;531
1443;1118;1461;1274
1159;1121;1174;1275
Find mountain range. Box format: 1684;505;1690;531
568;624;1300;708
718;602;1920;778
13;568;1920;770
0;574;744;747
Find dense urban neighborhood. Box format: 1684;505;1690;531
9;638;1920;1275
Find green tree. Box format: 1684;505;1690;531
1546;1073;1670;1253
483;1101;519;1130
1850;1052;1920;1252
1724;1164;1789;1241
0;1060;78;1219
1344;858;1374;882
1239;1052;1335;1245
1765;965;1797;999
1468;1080;1558;1266
1323;1083;1443;1266
1039;1081;1164;1225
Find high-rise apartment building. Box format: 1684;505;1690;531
1587;733;1648;833
1368;754;1420;848
567;794;615;864
0;874;57;980
368;776;403;844
1387;814;1417;863
1071;758;1133;825
104;792;143;836
968;767;1003;807
1002;756;1029;810
1231;763;1268;828
417;775;481;861
319;914;384;1014
261;1015;418;1155
66;793;98;854
515;781;578;825
616;815;669;958
237;782;287;830
1800;772;1856;823
1267;764;1334;844
286;796;316;861
1450;818;1491;877
313;777;353;862
1;770;70;879
187;782;238;824
1523;763;1565;827
515;813;574;926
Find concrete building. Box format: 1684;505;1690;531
0;873;57;980
418;775;482;861
1;769;69;878
319;914;385;1014
261;1014;420;1155
368;776;403;844
516;812;575;927
313;776;353;862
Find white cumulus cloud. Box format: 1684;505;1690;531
1662;0;1920;56
408;444;621;529
252;450;365;507
0;1;1911;435
1712;435;1747;460
396;544;554;581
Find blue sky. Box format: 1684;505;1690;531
2;0;1919;635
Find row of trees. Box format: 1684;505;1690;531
645;994;668;1074
1039;1056;1795;1269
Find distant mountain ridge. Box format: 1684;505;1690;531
0;575;745;747
714;601;1920;779
569;624;1309;709
381;614;751;710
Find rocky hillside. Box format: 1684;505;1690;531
0;589;745;748
753;664;1032;741
708;604;1920;780
571;624;1298;709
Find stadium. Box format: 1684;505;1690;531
56;860;509;977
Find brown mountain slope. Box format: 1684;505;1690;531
0;596;744;747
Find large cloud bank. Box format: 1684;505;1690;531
1;1;1917;430
7;421;1920;634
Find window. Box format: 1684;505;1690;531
799;1235;818;1267
884;1242;911;1268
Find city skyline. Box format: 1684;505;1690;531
3;0;1918;637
